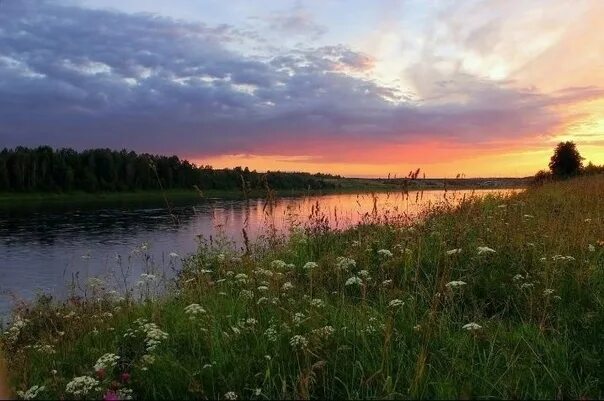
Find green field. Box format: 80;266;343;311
1;175;602;399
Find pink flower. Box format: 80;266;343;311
103;390;119;401
120;372;131;383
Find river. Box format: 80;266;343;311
0;188;517;317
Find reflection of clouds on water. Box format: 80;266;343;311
0;189;517;316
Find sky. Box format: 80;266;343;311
1;0;603;177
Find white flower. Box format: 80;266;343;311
512;274;524;281
184;303;206;319
358;270;371;278
388;299;404;308
588;244;596;252
239;289;254;299
289;335;308;349
310;298;325;308
293;312;306;325
345;276;362;286
65;376;100;397
520;283;534;290
303;262;318;270
94;353;120;372
377;249;393;258
264;327;278;342
281;282;294;291
382;279;392;286
142;354;156;365
543;288;555;296
477;246;496;255
336;257;356;271
270;260;287;270
224;391;238;400
462;322;482;331
312;325;335;338
446;248;462;255
445;280;467;289
17;385;46;400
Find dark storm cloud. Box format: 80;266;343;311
0;0;601;160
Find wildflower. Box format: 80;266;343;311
520;283;534;290
289;335;309;350
312;325;335;339
293;312;306;326
382;279;392;286
256;297;268;305
239;289;254;300
446;248;462;255
4;317;28;344
257;285;269;292
445;280;467;289
462;322;482;331
94;353;120;372
184;304;206;319
216;253;226;262
303;262;318;270
588;244;596;252
234;273;248;283
87;277;105;289
377;249;393;258
224;392;238;400
142;354;156;365
512;274;524;281
270;260;287;270
65;376;100;397
477;246;496;255
264;327;278;342
310;298;325;308
543;288;555;296
17;385;46;400
281;282;294;291
336;256;356;271
388;299;404;308
358;270;371;279
345;276;362;286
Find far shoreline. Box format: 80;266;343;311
0;177;530;207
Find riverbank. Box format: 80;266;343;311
1;175;601;399
0;176;530;207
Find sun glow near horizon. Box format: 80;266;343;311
1;0;603;176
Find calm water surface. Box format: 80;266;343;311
0;189;517;317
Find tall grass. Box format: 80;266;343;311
1;175;603;400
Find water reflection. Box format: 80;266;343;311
0;189;517;317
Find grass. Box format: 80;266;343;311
1;175;603;399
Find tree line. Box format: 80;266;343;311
0;147;341;193
534;141;604;183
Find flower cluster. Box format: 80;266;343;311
17;385;46;400
65;376;100;397
94;353;120;372
184;303;207;320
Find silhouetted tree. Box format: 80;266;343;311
549;141;583;177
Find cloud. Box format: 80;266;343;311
0;0;601;164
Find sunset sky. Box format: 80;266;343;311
1;0;603;177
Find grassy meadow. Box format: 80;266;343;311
1;175;603;399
